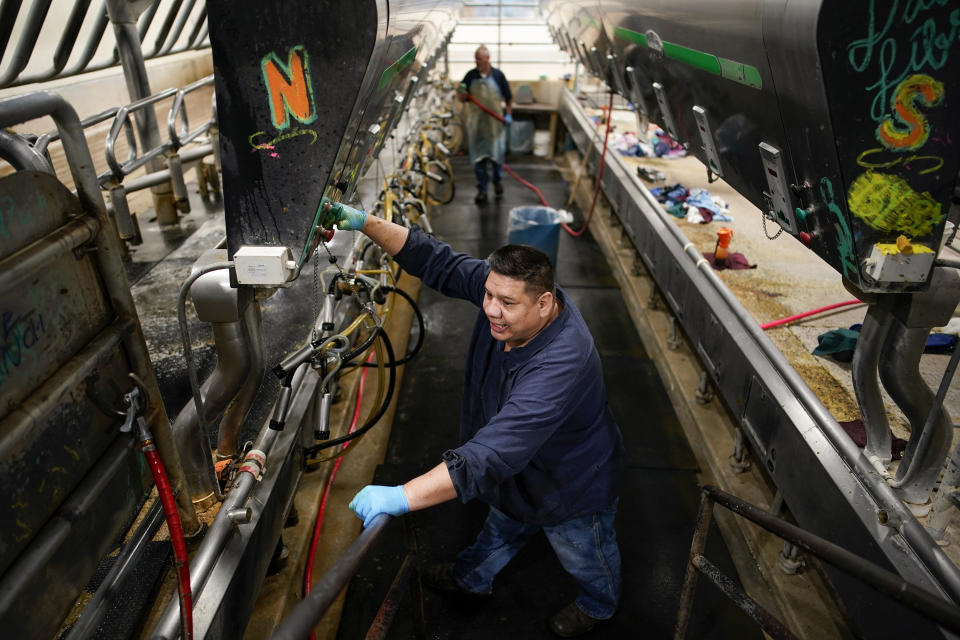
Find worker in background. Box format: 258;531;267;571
321;206;625;638
458;45;512;205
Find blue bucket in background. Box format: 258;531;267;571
507;206;563;267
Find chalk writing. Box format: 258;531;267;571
847;170;943;237
0;309;46;387
0;194;39;240
877;74;944;150
260;46;317;131
820;178;858;279
847;0;958;123
857;147;944;174
248;127;318;154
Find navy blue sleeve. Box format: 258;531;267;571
394;226;488;306
443;339;585;501
461;68;479;89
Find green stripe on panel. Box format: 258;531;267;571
718;57;763;89
378;46;418;91
614;26;647;47
662;42;721;75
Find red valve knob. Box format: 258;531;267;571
799;231;812;245
321;229;335;243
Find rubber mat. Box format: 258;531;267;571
336;155;762;639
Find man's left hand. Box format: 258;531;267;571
504;113;513;126
349;485;410;527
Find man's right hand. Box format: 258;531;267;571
320;199;367;231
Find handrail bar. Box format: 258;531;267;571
674;486;960;639
168;75;215;149
271;514;393;640
104;87;178;179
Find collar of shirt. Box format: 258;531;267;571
499;287;570;371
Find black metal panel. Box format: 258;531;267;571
208;0;459;262
0;436;150;640
543;0;960;291
207;0;379;260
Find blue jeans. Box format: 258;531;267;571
474;158;502;193
453;502;621;619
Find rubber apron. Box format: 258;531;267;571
465;74;507;165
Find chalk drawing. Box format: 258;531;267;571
0;309;47;388
248;127;318;156
847;170;943;237
847;1;957;123
820;178;858;279
877;74;944;150
260;46;317;131
857;147;944;175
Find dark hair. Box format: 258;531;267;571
487;244;555;298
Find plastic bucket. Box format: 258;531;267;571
507;206;563;266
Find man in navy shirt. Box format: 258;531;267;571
327;206;625;637
458;45;512;205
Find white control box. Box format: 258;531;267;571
233;246;297;286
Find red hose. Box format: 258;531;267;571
303;352;375;640
760;299;863;330
463;89;614;237
142;441;193;640
563;89;614;237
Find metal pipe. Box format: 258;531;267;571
923;345;960;532
703;485;960;632
104;88;178;178
674;494;713;640
121;144;214;192
852;305;894;469
172;321;251;506
0;91;199;533
882;324;953;503
168;75;216;148
691;555;799;639
271;514;392;640
66;499;166;640
217;298;266;457
365;553;418;640
0;0;52;87
152;363;310;639
0;215;100;289
0;129;54;172
105;0;178;227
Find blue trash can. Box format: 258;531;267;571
507;206;564;267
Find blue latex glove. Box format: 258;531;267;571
319;198;367;231
504;113;513;126
349;485;409;528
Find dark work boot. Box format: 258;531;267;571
420;562;491;595
548;602;604;637
475;190;488;204
494;181;504;197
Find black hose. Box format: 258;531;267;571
306;329;397;454
341;324;381;364
359;240;377;264
360;286;424;367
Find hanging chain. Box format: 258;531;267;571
311;246;321;344
762;211;784;240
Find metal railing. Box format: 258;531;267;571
1;0;209;90
674;485;960;639
272;515;425;640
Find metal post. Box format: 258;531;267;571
692;555;799;639
104;0;179;231
674;493;713;640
